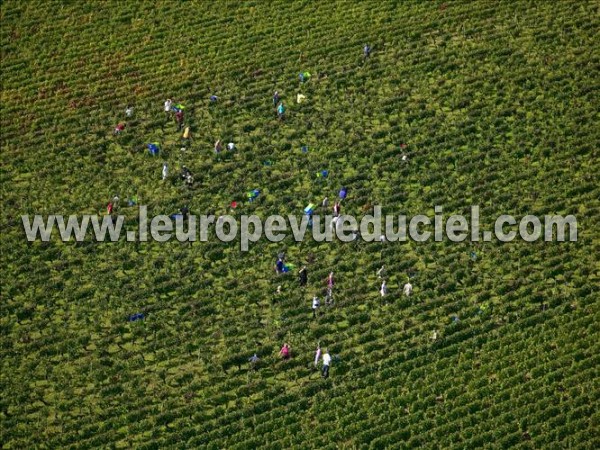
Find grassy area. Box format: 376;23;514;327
1;1;598;448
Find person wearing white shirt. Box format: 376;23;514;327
125;106;133;118
403;282;413;297
248;353;259;370
380;280;388;297
162;163;168;181
322;350;331;378
377;265;385;279
312;296;320;318
164;99;172;120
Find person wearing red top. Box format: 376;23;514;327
114;123;125;135
279;343;291;360
107;202;113;215
175;110;184;131
333;201;341;217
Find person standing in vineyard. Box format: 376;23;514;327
322;350;331;378
162;162;168;181
312;295;320;318
164;99;172;120
326;272;334;290
314;344;321;367
275;257;285;274
403;281;413;297
175;109;184;131
363;44;371;59
277;102;285;120
114;123;125;135
182;126;191;145
214;139;223;155
380;280;388;297
299;266;308;287
249;353;259;370
185;172;194;187
125;105;134;118
273;91;280;106
279;343;291;360
180;205;190;220
333;201;341;217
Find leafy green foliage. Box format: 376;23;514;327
1;1;598;448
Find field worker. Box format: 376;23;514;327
175;110;184;131
314;344;321;367
277;102;285;119
322;197;329;209
312;296;320;318
322;350;331;378
182;126;191;141
432;330;439;342
377;265;385;279
249;353;259;370
227;142;235;151
275;257;285;274
297;93;306;104
333;201;341;217
114;123;125;135
380;280;388;297
273;91;280;106
279;343;291;360
164;99;172;119
299;266;308;286
363;43;371;58
125;105;133;117
214;139;223;154
403;281;413;297
180;205;190;220
327;272;334;289
112;195;120;209
185;173;194;187
180;165;190;180
106;201;113;215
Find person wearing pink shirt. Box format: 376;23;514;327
279;343;291;360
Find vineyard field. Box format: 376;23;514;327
1;1;599;448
